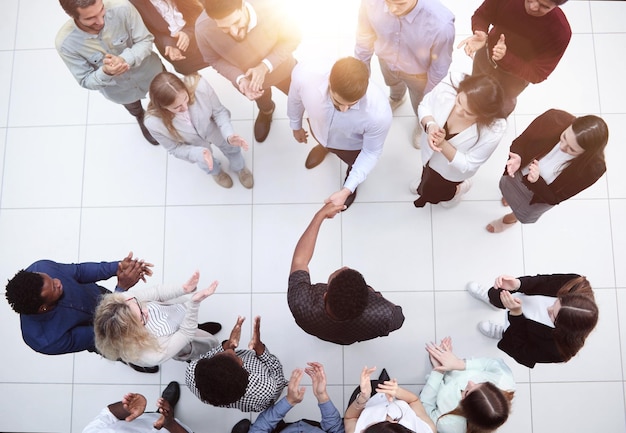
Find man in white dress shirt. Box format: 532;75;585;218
287;57;392;210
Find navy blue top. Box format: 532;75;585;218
20;260;119;355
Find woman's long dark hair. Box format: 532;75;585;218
440;382;514;433
553;276;599;361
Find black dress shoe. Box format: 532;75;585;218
161;381;181;408
128;362;159;374
231;418;251;433
378;368;390;382
254;105;274;142
198;322;222;335
305;144;329;169
137;114;159;145
342;188;358;211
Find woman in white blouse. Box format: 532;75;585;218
344;366;435;433
412;74;505;208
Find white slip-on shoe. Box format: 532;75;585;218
466;281;499;309
440;178;473;208
478;320;504;339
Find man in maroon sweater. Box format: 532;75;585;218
458;0;571;116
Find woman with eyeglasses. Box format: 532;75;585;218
420;337;515;433
344;366;435;433
411;74;505;208
466;273;599;368
94;271;221;367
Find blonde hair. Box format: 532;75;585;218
94;293;160;363
147;72;202;142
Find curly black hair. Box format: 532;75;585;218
326;268;368;321
5;270;44;314
194;353;249;406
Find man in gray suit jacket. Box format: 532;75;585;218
195;0;300;143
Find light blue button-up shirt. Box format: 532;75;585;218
355;0;455;93
56;0;163;104
288;62;392;192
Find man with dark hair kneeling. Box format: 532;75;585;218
287;203;405;345
185;315;287;412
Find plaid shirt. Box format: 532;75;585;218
287;270;405;345
186;345;287;412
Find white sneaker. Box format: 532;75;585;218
440;179;472;208
412;124;421;149
408;177;421;195
466;281;498;309
389;94;406;111
478;320;504;339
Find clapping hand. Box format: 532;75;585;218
425;339;465;372
500;290;522;316
286;368;306;405
305;362;330;403
121;393;147;422
494;275;520;291
505;152;522;177
526;159;540;183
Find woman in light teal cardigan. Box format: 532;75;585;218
420;337;515;433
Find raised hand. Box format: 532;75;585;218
191;280;218;303
286;368;306;405
425;341;465;372
121;393;147;422
457;30;488;58
500;290;522;316
225;316;245;350
248;316;265;355
183;271;200;293
494;275;520;291
359;365;377;397
491;33;506;61
305;362;329;403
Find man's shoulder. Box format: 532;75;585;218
26;260;60;273
418;0;455;23
55;19;79;50
104;0;135;14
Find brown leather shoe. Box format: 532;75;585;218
305;144;329;169
254;105;274;143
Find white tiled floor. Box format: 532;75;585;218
0;0;625;432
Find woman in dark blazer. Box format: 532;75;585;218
130;0;209;75
486;109;608;232
467;273;598;368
